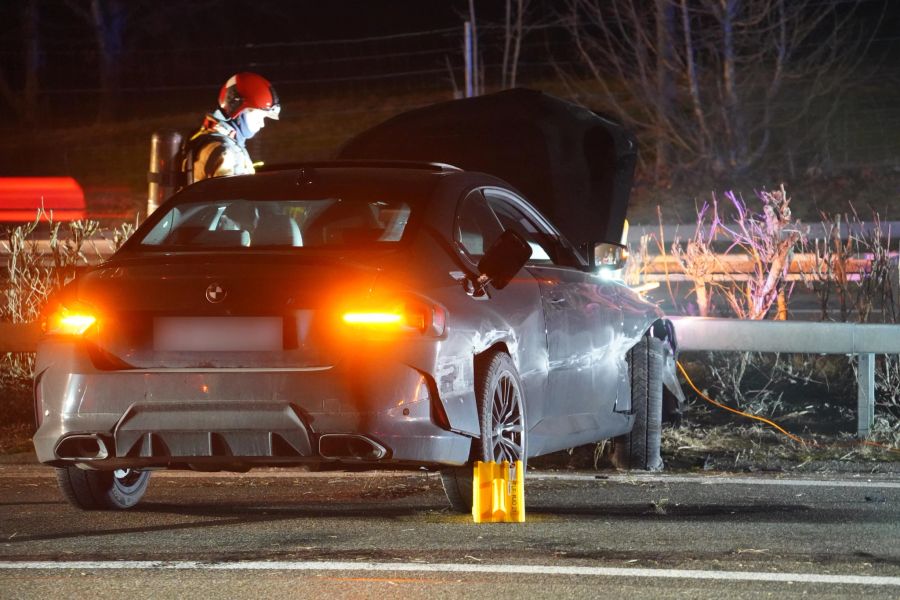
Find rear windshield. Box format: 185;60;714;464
138;198;412;249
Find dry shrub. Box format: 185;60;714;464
1;212;134;380
670;186;807;419
664;187;899;438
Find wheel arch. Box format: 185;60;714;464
473;341;513;373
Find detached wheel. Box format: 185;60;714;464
56;466;150;510
441;351;526;513
613;335;664;471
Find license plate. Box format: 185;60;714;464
153;317;283;351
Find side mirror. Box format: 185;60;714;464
592;242;628;270
477;229;532;291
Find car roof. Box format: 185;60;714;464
164;161;514;208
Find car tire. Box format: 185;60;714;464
441;351;527;513
613;335;664;471
55;466;151;510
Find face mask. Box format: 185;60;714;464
232;111;255;145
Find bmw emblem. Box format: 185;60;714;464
205;283;227;303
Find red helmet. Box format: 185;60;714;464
218;72;280;120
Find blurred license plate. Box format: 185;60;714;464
153;317;282;351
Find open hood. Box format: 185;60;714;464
338;88;637;247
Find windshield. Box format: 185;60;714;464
139;198;412;249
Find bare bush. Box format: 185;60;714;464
670;184;803;319
671;202;722;316
1;213;133;379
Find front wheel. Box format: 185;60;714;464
442;351;527;513
613;335;664;471
56;466;151;510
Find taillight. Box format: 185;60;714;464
341;298;446;336
43;304;98;336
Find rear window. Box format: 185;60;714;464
139;198;412;249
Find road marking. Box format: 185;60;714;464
538;473;900;489
0;560;897;586
1;468;899;488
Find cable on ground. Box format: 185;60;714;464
676;361;900;454
676;361;807;445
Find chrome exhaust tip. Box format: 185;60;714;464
55;434;109;460
318;434;387;460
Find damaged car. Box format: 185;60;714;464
33;89;682;511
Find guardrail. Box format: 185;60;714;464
632;221;900;248
638;253;880;283
0;239;116;264
0;244;883;284
670;317;900;438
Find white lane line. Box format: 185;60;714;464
2;469;899;489
0;560;897;586
0;470;416;479
540;473;900;489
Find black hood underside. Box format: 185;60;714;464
339;88;637;247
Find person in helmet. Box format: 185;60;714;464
187;72;281;182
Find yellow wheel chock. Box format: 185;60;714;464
472;460;525;523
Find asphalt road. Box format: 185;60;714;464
1;465;899;599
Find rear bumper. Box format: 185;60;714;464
33;340;472;470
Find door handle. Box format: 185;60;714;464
549;295;567;305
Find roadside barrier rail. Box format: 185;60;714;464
632;221;900;248
638;253;881;283
670;316;900;438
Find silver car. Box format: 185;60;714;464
34;161;682;511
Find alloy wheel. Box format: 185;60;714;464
489;371;525;463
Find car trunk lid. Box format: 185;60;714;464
75;252;384;369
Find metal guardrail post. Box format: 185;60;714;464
857;353;875;438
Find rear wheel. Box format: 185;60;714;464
441;351;526;513
613;335;664;471
56;466;151;510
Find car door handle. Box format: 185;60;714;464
549;295;567;305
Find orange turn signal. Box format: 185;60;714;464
341;299;444;336
342;311;404;326
44;306;97;336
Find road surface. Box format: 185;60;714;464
1;465;898;598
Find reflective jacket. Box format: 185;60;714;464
187;111;255;182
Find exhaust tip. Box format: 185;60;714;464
318;434;387;460
55;435;109;460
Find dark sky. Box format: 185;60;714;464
0;1;508;48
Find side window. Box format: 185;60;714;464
485;191;572;267
454;191;505;260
